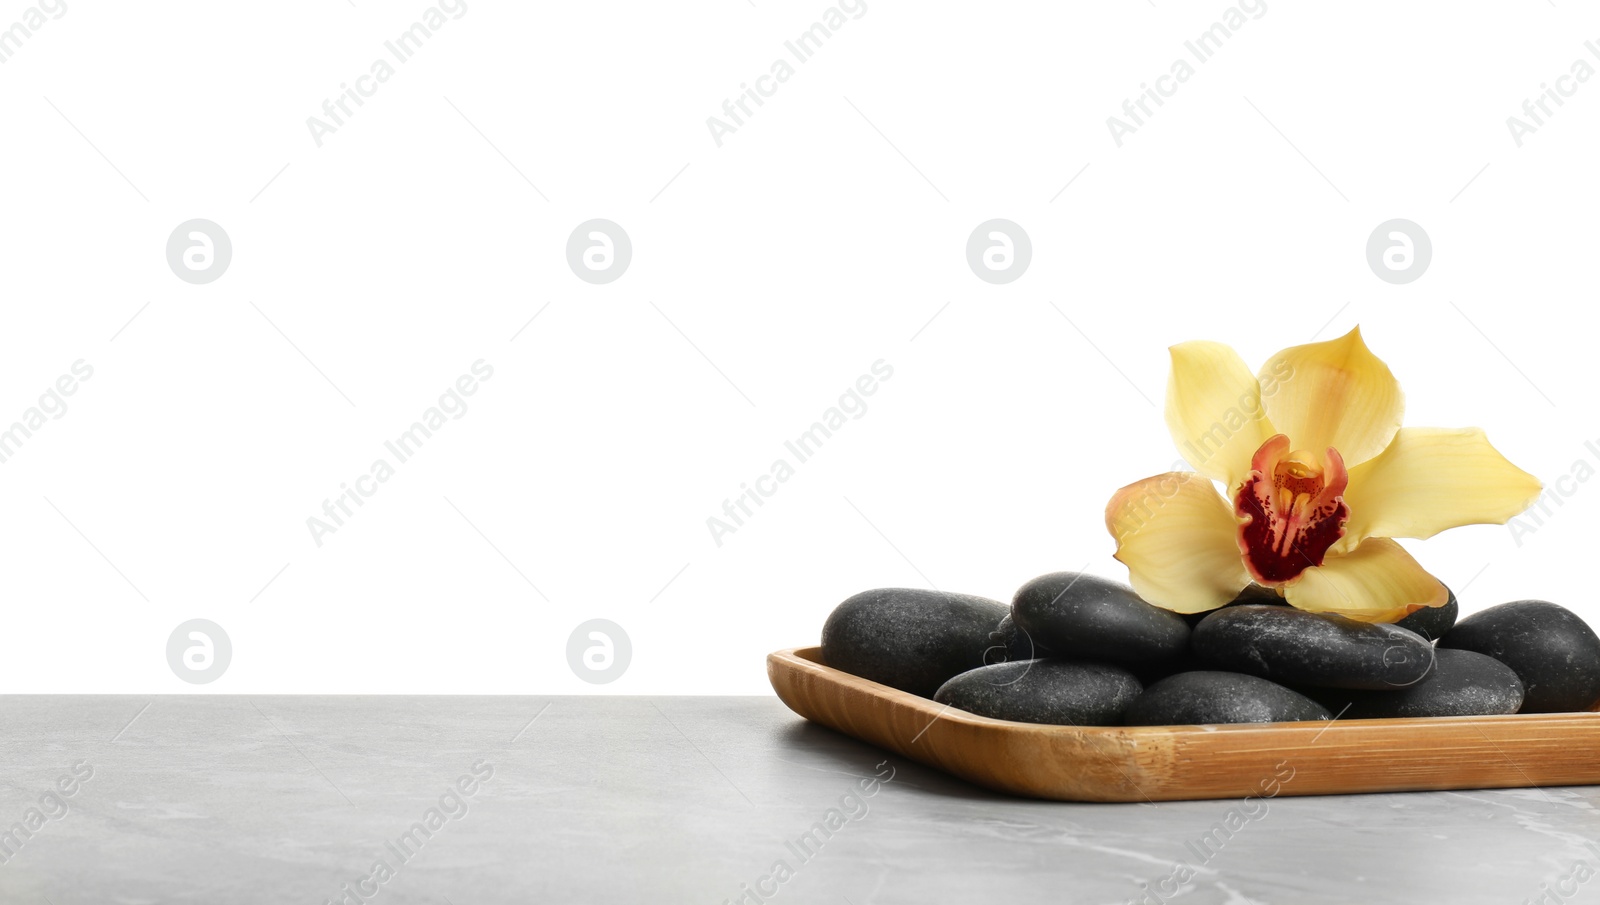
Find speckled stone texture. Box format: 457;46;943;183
1440;600;1600;713
821;588;1008;698
1192;605;1435;690
1309;648;1524;719
1182;583;1287;626
990;614;1054;664
933;659;1142;726
1123;671;1332;725
1394;586;1459;641
1011;572;1190;664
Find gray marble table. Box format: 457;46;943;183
1;696;1596;904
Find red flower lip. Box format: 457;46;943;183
1234;435;1350;585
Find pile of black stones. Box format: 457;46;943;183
819;574;1600;726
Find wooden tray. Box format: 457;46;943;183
768;646;1600;802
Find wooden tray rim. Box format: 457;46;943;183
771;645;1600;738
768;646;1600;801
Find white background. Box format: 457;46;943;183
1;1;1596;693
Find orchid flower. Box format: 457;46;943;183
1104;327;1542;623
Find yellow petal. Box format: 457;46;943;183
1283;538;1449;623
1340;427;1543;549
1106;472;1251;614
1165;341;1277;490
1258;326;1404;468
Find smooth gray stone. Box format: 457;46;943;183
2;695;1600;904
1193;605;1435;690
1394;586;1459;641
1311;648;1524;719
822;588;1008;698
933;659;1142;726
1124;671;1332;725
1440;600;1600;713
1011;571;1190;664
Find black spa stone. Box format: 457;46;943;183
1011;572;1190;664
933;660;1143;726
1228;583;1288;606
988;614;1054;665
1310;648;1524;719
1129;651;1211;688
1439;600;1600;713
1191;605;1435;690
1123;671;1332;726
1393;586;1459;641
821;588;1009;698
1182;583;1287;627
